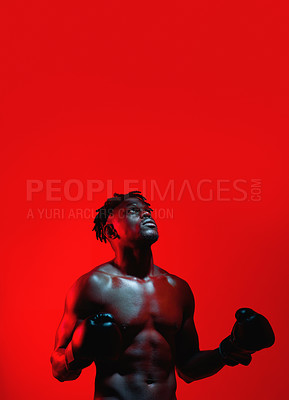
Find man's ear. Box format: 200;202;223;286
103;224;119;240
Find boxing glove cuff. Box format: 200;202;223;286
218;338;239;367
219;336;252;367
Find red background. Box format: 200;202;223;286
0;1;288;399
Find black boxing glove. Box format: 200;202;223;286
219;308;275;367
65;313;122;370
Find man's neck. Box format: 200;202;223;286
113;245;154;279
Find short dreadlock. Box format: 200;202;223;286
92;191;153;243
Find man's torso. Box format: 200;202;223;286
74;263;189;400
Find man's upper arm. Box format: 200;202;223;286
175;280;200;370
50;279;88;381
53;272;103;351
55;298;77;350
53;287;79;351
50;273;102;381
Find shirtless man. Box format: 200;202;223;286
50;191;274;400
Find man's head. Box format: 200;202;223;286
93;191;159;249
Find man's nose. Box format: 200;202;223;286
141;210;151;219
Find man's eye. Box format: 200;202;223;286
128;207;139;213
127;207;152;214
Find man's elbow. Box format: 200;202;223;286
52;368;66;382
176;367;195;384
52;366;82;382
50;352;81;382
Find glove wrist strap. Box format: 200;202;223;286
218;338;239;367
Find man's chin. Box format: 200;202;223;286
140;231;159;245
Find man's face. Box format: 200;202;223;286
108;198;159;247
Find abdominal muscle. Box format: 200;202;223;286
94;329;178;400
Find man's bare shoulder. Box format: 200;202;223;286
65;262;114;317
74;261;115;291
154;265;188;285
154;266;195;308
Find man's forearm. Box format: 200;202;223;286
177;349;226;383
51;346;82;382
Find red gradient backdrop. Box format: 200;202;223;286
0;1;288;399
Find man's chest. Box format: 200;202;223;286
93;275;184;333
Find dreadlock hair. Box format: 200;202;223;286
92;191;153;243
